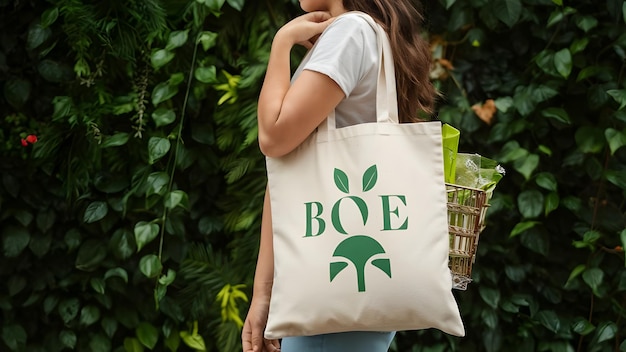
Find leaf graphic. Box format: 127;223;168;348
334;168;349;193
330;262;349;281
362;165;378;192
332;236;388;292
372;259;392;278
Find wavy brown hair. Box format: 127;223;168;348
343;0;435;122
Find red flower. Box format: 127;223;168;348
21;139;28;147
25;134;38;144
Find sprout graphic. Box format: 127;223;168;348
329;235;392;292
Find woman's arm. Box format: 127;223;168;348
242;188;280;352
257;12;345;158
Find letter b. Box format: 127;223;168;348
304;202;325;237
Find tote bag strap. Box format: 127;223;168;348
321;11;399;133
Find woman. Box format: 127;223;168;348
242;0;436;351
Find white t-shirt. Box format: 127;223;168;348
292;13;379;128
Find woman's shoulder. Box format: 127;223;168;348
327;12;376;33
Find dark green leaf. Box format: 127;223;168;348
75;240;107;271
44;295;59;314
90;277;105;294
151;49;175;70
59;330;76;349
64;229;81;252
2;324;27;350
494;0;522;27
165;330;181;352
226;0;245;10
139;254;163;278
362;165;378;192
109;229;136;260
89;334;111;352
604;128;626;154
2;225;31;258
536;310;560;333
41;7;59;28
517;190;544;218
27;23;51;50
80;305;101;326
166;30;189;50
592;321;617;343
553;48;572;78
513;153;539;180
510;221;540;237
134;222;160;252
83;201;108;223
198;31;218;51
194;66;217;83
104;267;129;284
479;286;500;309
520;229;550;256
147;172;170;196
124;337;145;352
165;190;188;210
575;126;605;153
607;89;626;109
152;81;179;106
8;276;26;296
101;133;130;148
58;298;80;324
4;78;31;109
541;107;571;124
605;170;626;190
571;318;595;336
334;168;349;193
575;15;598;32
38;59;73;82
137;322;159;349
545;192;559;216
535;173;558;191
582;268;603;293
152;108;176;127
148;136;171;164
101;317;118;338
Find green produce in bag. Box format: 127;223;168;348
454;153;505;198
442;124;460;183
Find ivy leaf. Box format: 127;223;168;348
27;23;51;50
139;254;163;278
194;66;217;83
152;81;179;106
124;338;144;352
565;264;586;286
147;172;170;196
2;324;27;350
362;165;378;192
83;201;108;223
541;107;571;124
166;30;189;50
41;7;59;28
544;192;559;216
101;132;130;148
478;286;500;309
101;317;118;338
197;31;218;51
134;222;159;252
604;128;626;154
607;89;626;110
2;225;30;258
592;321;617;343
575;126;605;153
136;322;159;349
535;172;558;191
59;330;77;349
151;49;175;70
510;221;540;237
58;298;80;324
536;310;560;333
4;78;31;109
109;229;136;260
582;268;603;294
494;0;522;27
152;108;176;127
513;153;539;180
165;190;188;210
554;48;573;78
148;137;171;164
226;0;244;11
75;240;107;271
517;190;544;218
80;305;101;326
104;267;129;284
334;168;349;193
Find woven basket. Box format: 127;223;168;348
446;184;490;290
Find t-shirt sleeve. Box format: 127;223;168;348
302;14;377;98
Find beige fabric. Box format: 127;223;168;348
264;12;464;339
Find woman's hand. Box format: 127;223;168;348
242;297;280;352
275;11;335;49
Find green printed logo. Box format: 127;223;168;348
303;165;407;292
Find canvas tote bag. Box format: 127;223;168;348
264;12;465;339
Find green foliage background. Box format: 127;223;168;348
1;0;625;351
